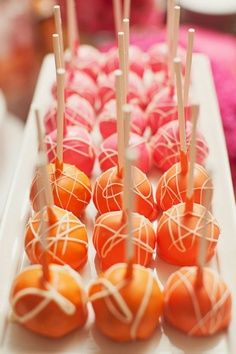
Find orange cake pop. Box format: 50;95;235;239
163;266;232;336
157;106;220;266
89;263;163;342
156;202;219;265
25;205;88;270
93;211;156;271
30;162;91;218
89;148;163;342
10;263;88;338
156;161;213;211
93;165;156;221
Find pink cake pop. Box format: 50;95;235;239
73;44;104;81
46;126;96;177
143;70;167;101
51;69;98;107
98;99;147;139
97;70;146;111
98;132;151;174
148;43;185;74
151;120;209;172
146;88;192;135
103;45;147;78
45;94;95;134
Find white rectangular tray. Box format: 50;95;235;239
0;54;236;354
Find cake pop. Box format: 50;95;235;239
151;120;209;172
163;267;232;336
73;44;103;81
46;124;96;177
146;89;192;135
89;263;163;341
93;211;155;271
98;132;151;174
25;205;88;270
98;99;147;139
103;45;146;78
45;94;96;134
156;202;219;265
89;149;163;342
93;165;155;221
10;264;88;338
97;70;146;110
30;162;91;217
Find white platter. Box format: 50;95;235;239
0;54;236;354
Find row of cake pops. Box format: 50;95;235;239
9;95;232;340
41;3;209;178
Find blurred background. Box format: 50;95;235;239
0;0;235;214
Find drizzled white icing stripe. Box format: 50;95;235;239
93;211;154;265
89;263;155;339
11;264;85;323
165;267;231;335
25;206;88;265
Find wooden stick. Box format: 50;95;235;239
113;0;122;36
167;0;175;74
67;0;79;64
170;6;180;82
115;70;125;176
185;104;199;212
37;153;51;284
184;28;195;106
174;57;188;173
124;0;131;19
124;148;137;279
118;32;126;104
54;5;64;68
123;18;130;103
52;34;61;71
56;68;65;167
195;187;212;288
35;109;54;206
123;104;131;150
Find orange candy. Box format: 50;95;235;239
156;162;213;211
156;203;220;266
25;205;88;270
93;211;156;270
30;163;91;218
163;266;232;336
10;264;88;338
89;263;163;342
93;166;156;221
